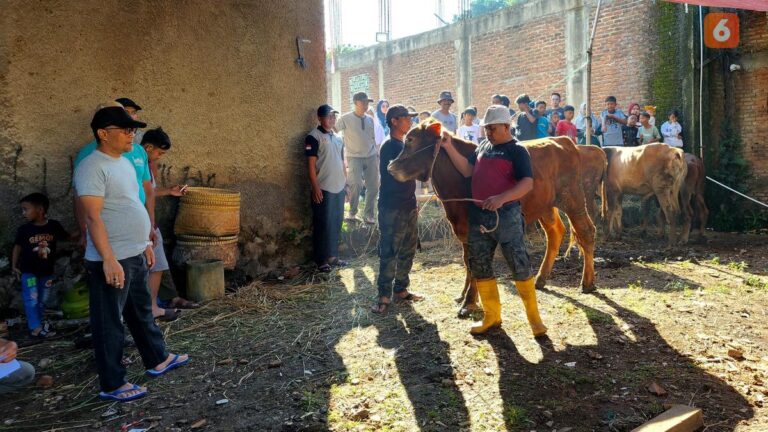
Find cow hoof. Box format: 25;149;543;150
457;305;479;319
581;284;596;294
534;277;546;290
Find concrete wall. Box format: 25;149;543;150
328;0;655;118
0;0;326;272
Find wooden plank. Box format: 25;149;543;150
631;405;704;432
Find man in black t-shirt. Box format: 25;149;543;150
372;105;423;314
437;105;547;337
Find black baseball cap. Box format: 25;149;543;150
385;104;418;125
91;106;147;134
317;104;339;117
352;92;374;103
115;97;142;111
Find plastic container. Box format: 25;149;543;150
185;259;225;302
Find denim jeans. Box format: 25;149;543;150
377;206;418;298
85;254;168;392
0;360;35;395
21;273;54;331
311;189;346;265
347;155;379;220
468;202;533;281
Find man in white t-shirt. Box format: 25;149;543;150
431;91;458;133
335;92;379;224
457;107;480;143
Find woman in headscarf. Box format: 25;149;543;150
375;99;390;137
627;102;641;120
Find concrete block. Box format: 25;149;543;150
631;405;704;432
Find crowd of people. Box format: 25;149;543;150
3;99;193;401
306;89;687;334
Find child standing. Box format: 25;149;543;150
644;106;657;127
535;101;550;138
660;109;684;149
622;115;640;146
555;105;578;141
11;193;72;338
458;107;481;143
637;112;661;145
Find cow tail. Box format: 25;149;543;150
670;151;687;214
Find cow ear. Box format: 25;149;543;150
426;122;441;137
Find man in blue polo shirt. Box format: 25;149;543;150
372;105;424;314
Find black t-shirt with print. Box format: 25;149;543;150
14;220;69;275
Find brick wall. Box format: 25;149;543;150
470;15;565;115
733;12;768;202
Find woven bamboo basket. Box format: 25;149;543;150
174;187;241;236
172;234;239;270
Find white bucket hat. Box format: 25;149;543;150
480;104;512;126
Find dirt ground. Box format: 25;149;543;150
1;225;767;432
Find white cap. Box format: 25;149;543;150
480;104;511;126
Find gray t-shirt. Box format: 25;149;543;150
335;112;377;158
305;126;346;193
514;110;538;141
73;149;151;262
600;109;627;146
431;110;457;133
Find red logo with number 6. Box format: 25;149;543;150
704;13;739;48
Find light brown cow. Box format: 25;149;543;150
654;153;709;243
602;144;688;246
388;121;596;317
577;145;607;225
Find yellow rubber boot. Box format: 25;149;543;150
470;278;502;335
515;278;548;337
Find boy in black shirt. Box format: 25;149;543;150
372;105;423;314
11;193;73;338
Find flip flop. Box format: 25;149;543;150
371;301;390;314
328;259;348;268
30;322;57;339
170;298;200;309
155;308;180;322
98;384;147;402
317;264;332;273
146;354;190;377
395;292;424;303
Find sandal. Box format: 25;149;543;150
395;292;424;303
155;308;181;322
146;354;190;377
371;301;390;314
30;322;57;339
169;298;200;309
99;384;147;402
328;258;348;268
317;264;332;273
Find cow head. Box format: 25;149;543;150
387;119;442;183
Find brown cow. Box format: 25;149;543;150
654;153;708;243
388;121;596;318
602;144;687;246
577;145;607;225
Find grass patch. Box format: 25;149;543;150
584;308;615;324
503;403;530;426
727;261;748;271
664;280;691;291
744;275;768;290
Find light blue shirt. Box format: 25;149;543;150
74;140;150;204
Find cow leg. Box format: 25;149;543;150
657;190;680;247
566;210;597;293
679;190;693;245
534;208;565;290
604;183;622;240
695;194;709;241
640;197;650;238
456;242;478;318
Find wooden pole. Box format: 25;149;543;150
586;0;603;146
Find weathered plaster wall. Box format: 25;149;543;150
0;0;326;271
